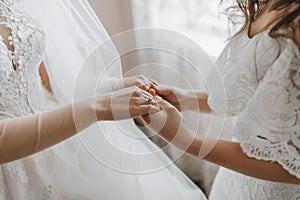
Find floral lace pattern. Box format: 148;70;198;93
207;31;280;116
210;167;300;200
0;0;53;199
0;0;46;118
235;38;300;178
209;31;300;199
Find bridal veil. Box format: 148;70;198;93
18;0;206;199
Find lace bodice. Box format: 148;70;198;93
0;0;47;119
0;0;50;198
208;30;300;199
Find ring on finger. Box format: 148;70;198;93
148;96;154;104
150;80;158;86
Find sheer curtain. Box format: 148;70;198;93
87;0;138;73
131;0;229;59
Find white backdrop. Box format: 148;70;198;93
131;0;229;59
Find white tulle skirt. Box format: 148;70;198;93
0;93;206;200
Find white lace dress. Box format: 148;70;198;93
208;29;300;199
0;0;205;199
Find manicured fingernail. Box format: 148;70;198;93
140;85;147;91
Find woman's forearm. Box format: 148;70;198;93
0;100;97;164
183;91;212;113
0;85;160;164
186;136;300;184
155;92;300;184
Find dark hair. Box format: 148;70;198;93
224;0;300;38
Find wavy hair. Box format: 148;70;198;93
223;0;300;38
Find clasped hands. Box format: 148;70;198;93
87;74;197;150
105;75;191;144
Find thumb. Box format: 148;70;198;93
154;85;172;96
158;99;173;110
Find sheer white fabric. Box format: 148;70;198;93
0;0;206;199
209;30;300;199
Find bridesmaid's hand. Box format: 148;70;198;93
144;99;190;143
143;99;196;153
95;86;160;121
152;84;187;112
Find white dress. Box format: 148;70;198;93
0;0;206;199
208;29;300;199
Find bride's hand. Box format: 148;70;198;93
95;86;160;121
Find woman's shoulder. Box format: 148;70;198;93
224;29;300;68
209;29;300;116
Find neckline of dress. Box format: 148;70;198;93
0;0;22;73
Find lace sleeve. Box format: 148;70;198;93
235;39;300;179
207;31;280;116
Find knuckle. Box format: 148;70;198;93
132;86;139;90
134;80;142;86
132;87;141;95
137;74;146;80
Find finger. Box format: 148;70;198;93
131;86;142;96
136;96;158;106
153;85;172;96
155;95;163;101
149;88;156;97
132;87;151;98
150;79;158;86
134;96;150;105
141;89;153;98
158;99;173;110
149;99;159;107
140;85;148;91
138;105;160;115
145;83;151;89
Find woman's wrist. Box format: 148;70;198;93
182;90;198;111
183;91;209;112
91;95;111;121
163;121;202;156
186;137;202;156
168;129;202;157
110;77;123;91
72;99;102;131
